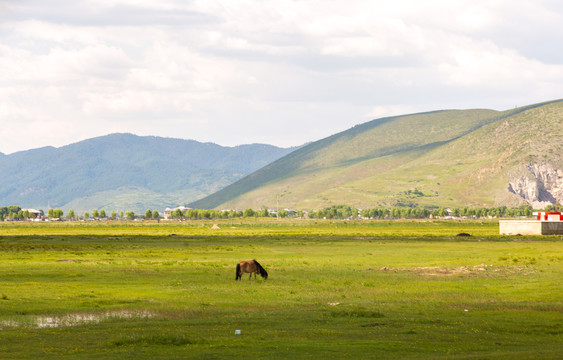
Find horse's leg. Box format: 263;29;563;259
249;272;252;280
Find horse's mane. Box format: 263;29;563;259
253;259;263;270
253;259;268;278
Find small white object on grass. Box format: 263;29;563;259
235;330;241;335
464;309;469;312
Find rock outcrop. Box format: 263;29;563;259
508;163;563;208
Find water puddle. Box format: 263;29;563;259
1;310;156;329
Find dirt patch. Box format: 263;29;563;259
379;264;536;277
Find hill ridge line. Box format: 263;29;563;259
190;99;563;209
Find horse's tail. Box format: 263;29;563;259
235;263;241;280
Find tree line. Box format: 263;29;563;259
146;204;543;220
0;206;160;221
174;204;543;220
0;203;559;222
166;208;302;219
0;206;29;221
309;204;538;219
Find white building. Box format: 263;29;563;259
163;206;191;219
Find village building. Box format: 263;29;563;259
499;212;563;235
23;209;43;220
163;206;191;219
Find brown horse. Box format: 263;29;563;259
235;259;268;280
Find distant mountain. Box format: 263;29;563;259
190;99;563;210
0;133;298;213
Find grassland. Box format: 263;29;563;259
0;220;561;359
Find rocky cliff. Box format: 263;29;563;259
508;163;563;208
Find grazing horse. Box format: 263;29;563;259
236;259;268;280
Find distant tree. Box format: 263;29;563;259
125;211;136;220
67;209;75;220
145;209;153;219
110;211;117;220
8;206;21;215
120;211;124;218
49;209;64;219
92;209;99;218
173;209;184;219
84;212;90;219
258;209;269;217
243;208;255;217
152;210;159;219
0;207;8;221
99;209;106;218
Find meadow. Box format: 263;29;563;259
0;219;561;359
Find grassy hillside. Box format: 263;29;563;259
0;134;297;213
191;100;563;210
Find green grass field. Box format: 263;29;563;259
0;220;561;359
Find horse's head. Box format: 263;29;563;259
253;259;268;280
258;266;268;280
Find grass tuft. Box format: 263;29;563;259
111;334;199;347
330;308;384;318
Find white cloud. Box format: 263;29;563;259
0;0;563;153
365;105;421;120
435;36;563;91
15;20;102;44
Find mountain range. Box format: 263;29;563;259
191;99;563;210
0;133;297;213
4;99;563;214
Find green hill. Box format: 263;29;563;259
190;99;563;210
0;133;297;213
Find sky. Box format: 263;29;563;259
1;0;562;154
